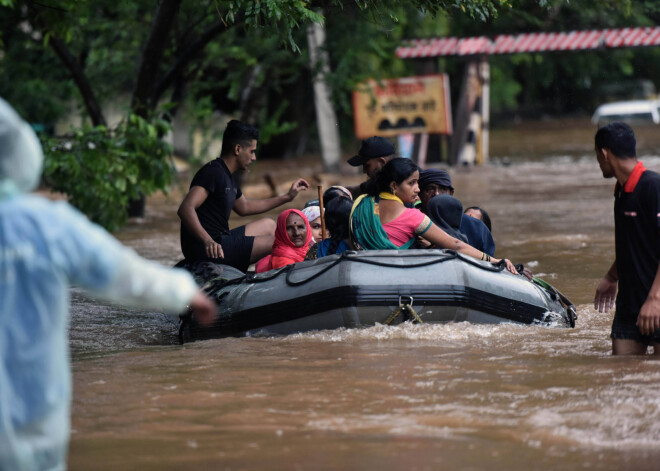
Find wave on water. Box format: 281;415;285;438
499;154;660;169
282;303;610;355
522;383;660;451
510;234;590;246
288;320;567;345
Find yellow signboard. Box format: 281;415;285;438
352;74;452;139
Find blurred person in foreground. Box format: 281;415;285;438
0;98;216;470
594;121;660;355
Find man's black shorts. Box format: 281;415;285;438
611;310;660;345
183;225;255;272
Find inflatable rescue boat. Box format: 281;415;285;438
176;249;576;343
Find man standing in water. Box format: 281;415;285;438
594;122;660;355
178;120;309;271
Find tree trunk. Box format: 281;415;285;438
238;65;266;124
154;21;230;105
450;60;479;165
131;0;183;118
127;0;181;217
306;16;341;173
49;37;107;127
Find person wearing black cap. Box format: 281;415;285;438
346;136;396;199
594;122;660;355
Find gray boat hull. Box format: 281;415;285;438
178;250;576;343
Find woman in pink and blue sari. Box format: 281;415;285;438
349;158;518;274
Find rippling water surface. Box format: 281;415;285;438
68;121;660;470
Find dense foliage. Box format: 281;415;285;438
446;0;660;119
42;115;173;231
2;0;651;230
1;0;514;230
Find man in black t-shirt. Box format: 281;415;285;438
594;122;660;355
178;120;309;271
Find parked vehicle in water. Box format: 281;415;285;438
591;99;660;126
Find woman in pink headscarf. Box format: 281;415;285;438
255;209;313;273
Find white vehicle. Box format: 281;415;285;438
591;99;660;126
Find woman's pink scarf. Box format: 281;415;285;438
255;209;312;272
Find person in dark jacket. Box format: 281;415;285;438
417;168;495;256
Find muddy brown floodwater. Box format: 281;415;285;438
68;119;660;470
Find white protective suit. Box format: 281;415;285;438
0;98;200;470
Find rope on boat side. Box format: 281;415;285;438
284;250;509;287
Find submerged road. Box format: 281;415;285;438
68;119;660;470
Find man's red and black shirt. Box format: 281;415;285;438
614;161;660;317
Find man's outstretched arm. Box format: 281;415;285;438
233;178;310;216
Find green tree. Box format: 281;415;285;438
1;0;513;230
444;0;657;118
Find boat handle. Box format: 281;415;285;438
399;295;414;309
